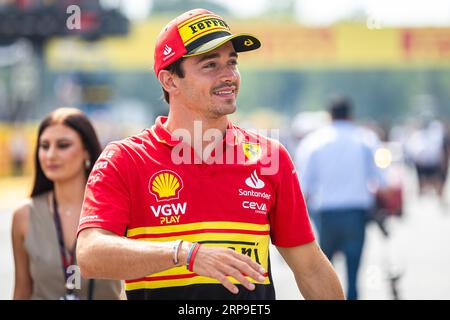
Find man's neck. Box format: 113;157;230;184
164;107;229;152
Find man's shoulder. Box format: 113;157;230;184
95;130;155;168
301;125;334;148
104;129;152;153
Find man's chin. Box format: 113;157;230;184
210;103;237;117
224;103;237;115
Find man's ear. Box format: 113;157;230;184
158;70;178;94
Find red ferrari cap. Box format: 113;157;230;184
154;8;261;76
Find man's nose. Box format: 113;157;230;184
219;65;239;83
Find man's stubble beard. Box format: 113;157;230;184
208;100;237;119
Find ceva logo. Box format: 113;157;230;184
242;201;267;211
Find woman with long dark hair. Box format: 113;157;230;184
11;108;121;299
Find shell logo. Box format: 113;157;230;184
149;170;183;201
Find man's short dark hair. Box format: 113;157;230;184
329;96;352;120
162;58;185;104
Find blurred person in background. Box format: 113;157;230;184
9;127;27;176
11;108;121;300
295;96;385;300
76;8;344;300
405;119;450;204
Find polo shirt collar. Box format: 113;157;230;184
150;116;243;147
150;116;179;147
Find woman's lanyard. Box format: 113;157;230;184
52;194;77;294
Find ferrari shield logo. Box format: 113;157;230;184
242;142;262;162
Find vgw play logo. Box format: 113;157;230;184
148;170;187;224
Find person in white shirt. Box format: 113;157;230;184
295;96;384;300
405;120;450;200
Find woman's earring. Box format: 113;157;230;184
85;159;91;169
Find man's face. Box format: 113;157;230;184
176;41;240;119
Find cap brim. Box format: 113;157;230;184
183;34;261;57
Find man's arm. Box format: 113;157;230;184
277;241;345;300
76;228;266;294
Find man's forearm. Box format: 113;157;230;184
76;229;187;280
296;259;345;300
77;228;267;294
277;243;345;300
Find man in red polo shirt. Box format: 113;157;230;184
76;8;344;300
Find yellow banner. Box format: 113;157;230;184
45;19;450;70
0;123;37;177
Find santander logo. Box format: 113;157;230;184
163;44;173;56
245;170;265;189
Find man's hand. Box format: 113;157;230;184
182;244;266;294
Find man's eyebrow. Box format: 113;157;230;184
196;53;219;64
196;51;238;64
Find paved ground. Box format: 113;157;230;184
1;169;450;300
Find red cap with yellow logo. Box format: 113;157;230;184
153;8;261;76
